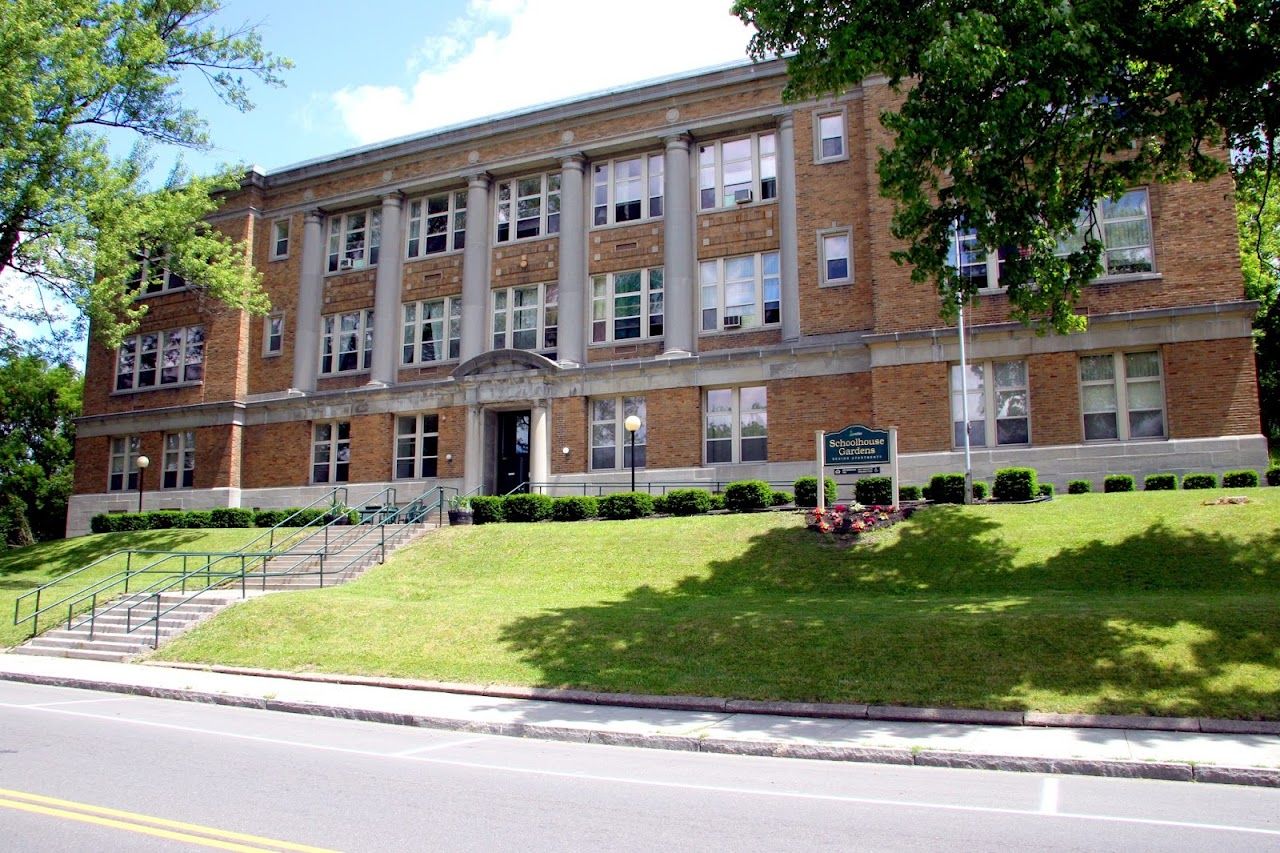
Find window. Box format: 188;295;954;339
591;397;646;470
496;174;560;242
115;326;205;391
948;224;1009;292
492;283;557;353
705;386;767;463
108;436;140;491
312;422;350;483
326;208;381;272
320;309;374;375
394;414;439;479
700;252;781;332
128;249;187;296
1058;188;1154;276
819;228;852;285
263;312;284;357
270;219;290;260
815;110;846;161
162;431;195;489
698;133;777;210
592;155;664;225
406;191;467;258
402;297;461;365
1080;351;1166;440
950;361;1029;447
591;268;663;343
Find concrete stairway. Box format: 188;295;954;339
12;519;439;662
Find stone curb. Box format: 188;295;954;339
150;661;1280;736
3;668;1279;789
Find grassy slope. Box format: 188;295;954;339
0;529;280;647
155;490;1280;718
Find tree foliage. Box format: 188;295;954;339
1237;163;1280;437
0;352;81;544
0;0;289;348
734;0;1280;332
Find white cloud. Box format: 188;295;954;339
332;0;755;145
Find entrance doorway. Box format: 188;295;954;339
495;410;531;494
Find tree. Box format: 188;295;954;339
734;0;1280;333
1237;162;1280;438
0;352;81;544
0;0;289;349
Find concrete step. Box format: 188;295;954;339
23;637;150;653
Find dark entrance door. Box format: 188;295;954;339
495;410;531;494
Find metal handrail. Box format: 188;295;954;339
517;479;810;497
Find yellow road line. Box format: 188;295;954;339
0;788;338;853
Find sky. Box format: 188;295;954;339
176;0;760;176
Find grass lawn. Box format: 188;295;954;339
0;528;283;647
153;489;1280;719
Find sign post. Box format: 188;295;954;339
814;430;825;512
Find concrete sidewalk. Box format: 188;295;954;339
1;652;1277;788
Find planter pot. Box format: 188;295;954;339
448;510;473;526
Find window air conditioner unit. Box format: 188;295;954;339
338;258;354;270
733;188;753;205
723;315;742;329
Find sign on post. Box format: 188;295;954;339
817;424;899;508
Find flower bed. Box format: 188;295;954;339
805;502;912;541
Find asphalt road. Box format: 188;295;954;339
0;681;1277;852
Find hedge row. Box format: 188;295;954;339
90;506;351;534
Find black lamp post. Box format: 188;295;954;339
136;455;150;513
624;415;641;492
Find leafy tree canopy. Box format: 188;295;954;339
1237;164;1280;437
0;0;289;349
735;0;1280;332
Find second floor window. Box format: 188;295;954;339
699;252;781;332
406;191;467;258
270;219;290;260
1058;188;1154;276
492;283;557;353
591;268;663;343
949;224;1009;292
496;174;560;242
320;309;374;375
162;431;195;489
592;155;664;225
263;313;284;357
327;208;381;272
698;132;777;210
403;297;461;365
116;326;204;391
128;249;186;296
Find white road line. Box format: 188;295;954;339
1040;778;1059;814
393;737;488;756
1;698;1278;839
19;698;127;709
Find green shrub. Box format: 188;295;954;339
708;493;726;511
972;481;988;500
503;493;555;522
1182;473;1217;490
598;492;655;520
254;509;287;527
771;490;792;506
929;473;967;504
664;488;712;516
551;495;597;521
1143;473;1178;491
651;493;670;514
470;496;506;524
177;510;213;528
1038;483;1054;497
993;468;1039;502
146;510;183;529
1266;466;1280;487
723;480;773;512
1068;480;1091;494
1223;469;1260;488
90;513;120;533
854;476;893;506
898;485;922;502
1104;474;1135;493
210;507;255;528
793;476;837;508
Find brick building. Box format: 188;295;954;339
68;59;1267;535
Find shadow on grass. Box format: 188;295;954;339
0;530;207;588
498;508;1280;718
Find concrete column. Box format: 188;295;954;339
370;193;404;386
529;401;549;491
463;403;483;496
290;210;325;393
777;114;801;342
459;173;492;363
556;155;587;366
661;134;695;357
